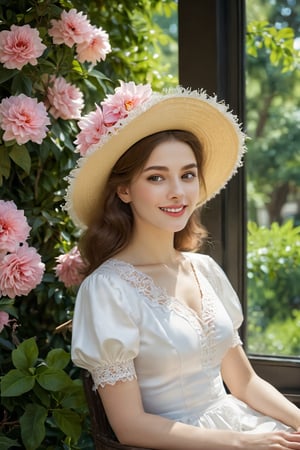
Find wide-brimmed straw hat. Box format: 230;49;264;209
65;81;246;229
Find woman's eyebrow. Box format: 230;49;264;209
143;163;198;172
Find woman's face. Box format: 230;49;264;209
118;139;200;235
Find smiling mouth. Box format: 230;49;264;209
159;206;186;213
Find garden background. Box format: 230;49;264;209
0;0;299;449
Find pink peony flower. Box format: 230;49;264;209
49;9;92;48
76;26;111;64
74;105;107;155
0;24;46;70
102;81;152;126
0;244;45;298
55;246;85;288
0;200;31;256
0;311;10;332
47;76;84;120
0;94;50;145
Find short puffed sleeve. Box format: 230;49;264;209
71;269;140;388
192;253;244;346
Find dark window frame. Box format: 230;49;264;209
178;0;300;406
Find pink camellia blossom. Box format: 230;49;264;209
49;9;92;48
0;24;46;70
0;200;31;256
0;244;45;298
102;81;152;126
76;26;111;64
0;311;10;332
47;76;84;120
55;246;85;288
74;105;107;156
0;94;50;145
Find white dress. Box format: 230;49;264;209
71;252;290;433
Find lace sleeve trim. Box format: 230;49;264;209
90;359;137;388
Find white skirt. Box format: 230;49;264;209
179;395;291;433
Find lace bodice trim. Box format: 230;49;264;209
91;359;137;388
104;256;220;367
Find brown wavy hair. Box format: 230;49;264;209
79;130;208;275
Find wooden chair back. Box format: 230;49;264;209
82;370;152;450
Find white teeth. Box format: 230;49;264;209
160;206;184;213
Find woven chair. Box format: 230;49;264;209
82;370;152;450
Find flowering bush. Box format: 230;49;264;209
0;0;177;447
0;24;46;70
0;199;44;333
0;94;51;145
55;246;85;288
0;7;111;183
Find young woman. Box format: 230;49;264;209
67;82;300;449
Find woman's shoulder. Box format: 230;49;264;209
78;259;140;301
83;258;132;283
184;252;243;326
183;251;216;272
184;251;234;287
76;258;142;316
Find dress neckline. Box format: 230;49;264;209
104;254;216;335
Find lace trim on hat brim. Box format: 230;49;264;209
64;86;247;229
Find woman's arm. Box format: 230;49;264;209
221;345;300;431
99;378;242;450
98;376;300;450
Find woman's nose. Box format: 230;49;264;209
167;178;184;199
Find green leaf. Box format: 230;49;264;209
20;404;47;450
45;348;70;370
0;434;21;449
61;384;87;409
1;369;35;397
0;146;11;180
37;367;72;391
9;145;31;174
52;409;81;443
11;72;33;96
33;383;51;408
12;337;38;370
0;298;18;318
0;68;18;83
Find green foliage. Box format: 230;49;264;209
246;4;300;223
247;20;299;72
249;310;300;356
0;338;87;449
247;220;300;356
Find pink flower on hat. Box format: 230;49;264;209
0;24;46;70
0;94;50;145
49;9;92;48
75;105;107;156
102;81;152;126
0;200;31;256
76;26;111;64
74;81;152;155
0;244;45;298
47;76;84;120
0;311;9;333
55;246;85;288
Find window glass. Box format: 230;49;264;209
246;0;300;357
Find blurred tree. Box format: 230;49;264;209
246;0;300;224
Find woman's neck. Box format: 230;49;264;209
115;226;181;267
